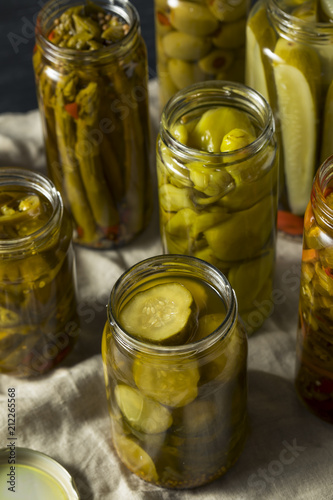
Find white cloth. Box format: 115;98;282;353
0;80;332;500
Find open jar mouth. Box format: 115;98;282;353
35;0;140;64
267;0;333;42
159;80;275;166
108;254;241;356
0;167;62;253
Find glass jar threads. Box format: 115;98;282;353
155;0;249;108
246;0;333;216
102;255;248;488
156;81;278;333
295;155;333;423
0;168;79;377
33;0;152;249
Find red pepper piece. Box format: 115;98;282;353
64;102;79;120
277;210;304;235
157;11;171;26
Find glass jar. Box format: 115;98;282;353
0;168;79;377
295;155;333;423
246;0;333;216
102;255;248;488
155;0;249;108
33;0;152;249
156;81;278;334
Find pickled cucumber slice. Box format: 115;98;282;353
320;79;333;163
113;434;158;482
119;283;197;345
273;38;320;215
115;384;173;434
133;356;200;407
196;312;226;341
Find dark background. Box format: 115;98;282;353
0;0;156;113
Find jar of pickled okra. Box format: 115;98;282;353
295;155;333;424
102;255;248;488
0;168;79;377
33;0;152;249
246;0;333;217
155;0;249;107
156;81;278;334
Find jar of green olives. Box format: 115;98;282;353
0;168;79;377
33;0;152;249
246;0;333;216
156;81;278;334
295;155;333;424
102;254;248;488
155;0;249;107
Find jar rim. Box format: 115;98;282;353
35;0;140;63
267;0;333;42
312;154;333;229
159;80;275;165
0;167;63;253
107;254;242;356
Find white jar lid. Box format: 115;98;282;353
0;447;79;500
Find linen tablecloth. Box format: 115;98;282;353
0;80;332;500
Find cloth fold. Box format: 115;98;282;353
0;80;332;500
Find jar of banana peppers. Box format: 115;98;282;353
102;254;248;488
0;168;79;377
156;81;279;334
33;0;152;248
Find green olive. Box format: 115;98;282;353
170;2;219;36
207;0;247;23
212;18;246;49
168;58;205;90
158;69;179;104
162;31;212;61
199;49;234;75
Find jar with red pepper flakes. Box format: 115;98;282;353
33;0;152;249
295;155;333;423
155;0;249;108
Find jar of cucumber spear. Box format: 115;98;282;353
34;0;152;248
246;0;333;216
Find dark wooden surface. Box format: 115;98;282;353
0;0;156;113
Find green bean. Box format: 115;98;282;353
75;82;119;229
55;73;97;242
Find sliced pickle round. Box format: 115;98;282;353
113;433;158;482
133;356;200;407
119;282;198;345
115;384;173;434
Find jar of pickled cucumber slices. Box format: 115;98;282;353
0;168;79;377
33;0;152;249
295;155;333;423
155;0;249;108
102;255;248;488
156;81;278;334
246;0;333;217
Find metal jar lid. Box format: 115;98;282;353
0;447;80;499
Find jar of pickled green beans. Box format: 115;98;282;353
156;81;278;334
0;168;79;377
155;0;249;108
295;155;333;424
102;254;248;488
33;0;152;249
246;0;333;216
